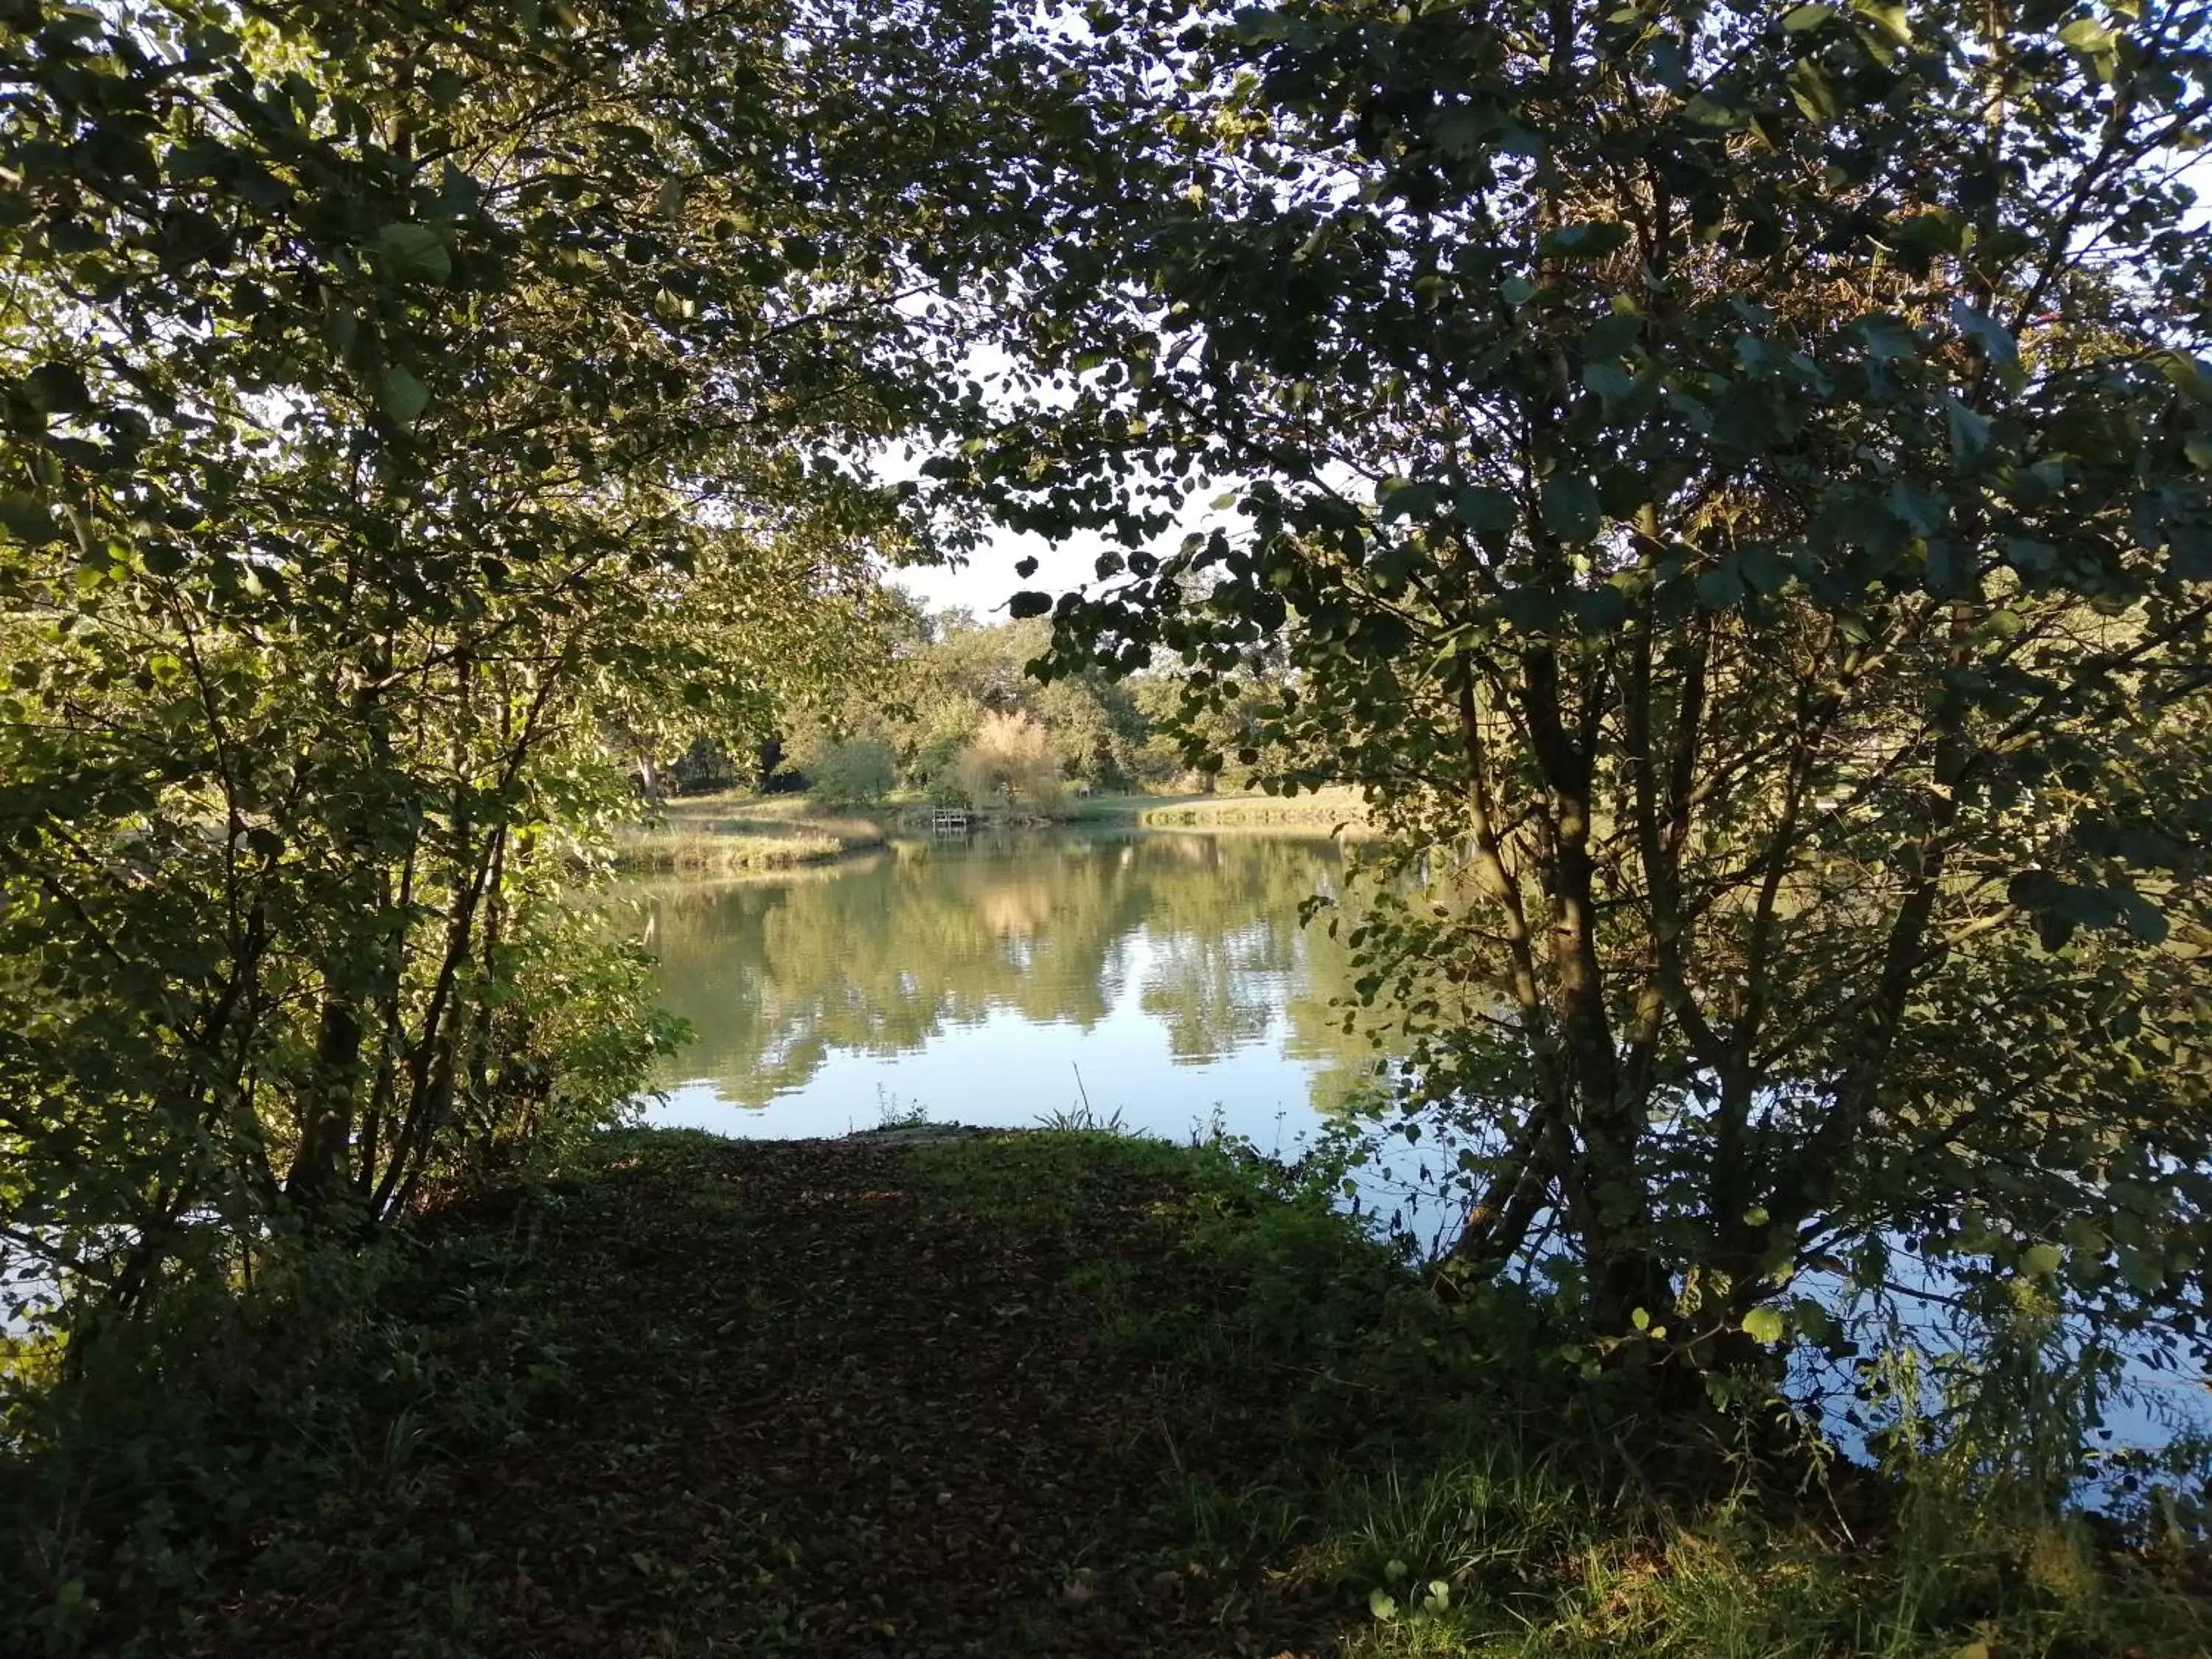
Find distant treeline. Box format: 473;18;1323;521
660;608;1278;807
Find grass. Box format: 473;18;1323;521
910;1133;2212;1659
611;790;889;874
611;825;849;874
614;785;1372;858
14;1128;2203;1657
1071;785;1373;831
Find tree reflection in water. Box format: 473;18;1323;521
627;829;1388;1123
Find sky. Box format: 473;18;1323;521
887;522;1093;619
886;484;1245;620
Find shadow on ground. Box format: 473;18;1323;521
198;1133;1349;1658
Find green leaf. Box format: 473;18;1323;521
1712;383;1775;451
1787;59;1840;124
1739;548;1790;594
2118;1248;2166;1295
2118;890;2170;945
1455;485;1517;535
2171;524;2212;582
1540;476;1601;541
1371;540;1427;587
2058;15;2117;52
1682;93;1745;128
1950;300;2019;372
1500;584;1566;632
1848;0;1912;44
1008;590;1054;618
23;363;91;416
1368;1587;1399;1621
380;367;431;427
1741;1307;1787;1345
1791;1298;1838;1345
2020;1243;2063;1278
1946;396;1992;461
1886;209;1965;259
0;493;63;546
1857;314;1921;362
372;222;453;284
1782;3;1838;29
1584;362;1635;404
1378;478;1443;522
1925;539;1972;594
1570;585;1630;631
1696;560;1746;609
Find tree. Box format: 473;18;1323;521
804;608;1158;793
1130;664;1295;793
0;0;1111;1329
807;736;899;806
976;0;2212;1363
1030;672;1149;789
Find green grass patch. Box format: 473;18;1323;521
611;824;849;874
611;793;891;874
1057;786;1374;831
915;1130;2212;1659
911;1126;1225;1231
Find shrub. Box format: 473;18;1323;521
806;737;897;807
952;712;1062;812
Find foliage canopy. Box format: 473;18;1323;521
0;0;1104;1324
978;0;2212;1363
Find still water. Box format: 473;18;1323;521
633;827;1381;1156
9;833;2199;1453
632;828;2210;1461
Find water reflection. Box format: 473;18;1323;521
634;829;1385;1141
631;832;2212;1470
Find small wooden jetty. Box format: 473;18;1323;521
929;807;970;835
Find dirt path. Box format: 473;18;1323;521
205;1134;1348;1658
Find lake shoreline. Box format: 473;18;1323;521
614;787;1373;877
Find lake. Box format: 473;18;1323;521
633;826;1382;1161
632;825;2211;1465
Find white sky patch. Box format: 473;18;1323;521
891;478;1249;620
891;524;1088;616
872;330;1250;618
